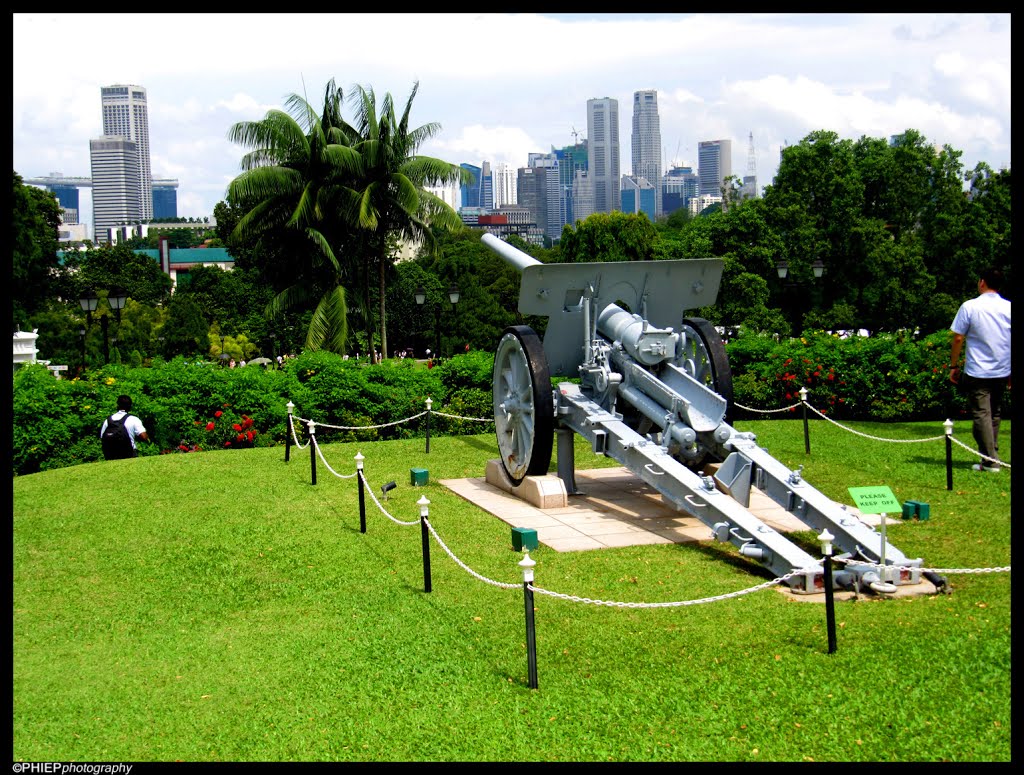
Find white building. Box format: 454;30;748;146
101;84;153;222
90;136;142;243
13;329;39;370
587;97;620;214
492;162;518;207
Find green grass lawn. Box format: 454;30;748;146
12;418;1011;762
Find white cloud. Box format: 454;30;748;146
12;12;1010;226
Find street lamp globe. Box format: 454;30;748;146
448;283;461;305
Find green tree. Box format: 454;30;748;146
12;171;64;327
343;82;468;361
558;211;659;263
161;296;209;358
227;78;362;356
65;243;173;307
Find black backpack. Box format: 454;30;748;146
101;413;135;460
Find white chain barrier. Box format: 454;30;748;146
340;463;1010;611
289;392;1008;470
311;435;358;479
294;411;427;432
948;435;1009;468
357;469;420;526
423;517;520;590
733;400;803;414
431;410;494;423
734;395;1010;469
802;401;946;443
529;569;811;608
289;414;310;449
834;559;1011;575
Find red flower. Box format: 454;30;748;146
224;441;231;447
242;417;253;429
206;422;215;431
215;410;223;418
785;392;792;400
237;433;245;442
813;371;820;377
828;373;835;381
246;431;254;442
232;423;242;431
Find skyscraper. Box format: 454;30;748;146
492;162;518;207
587;97;620;214
460;163;481;209
698;139;733;197
90;136;142;242
100;84;153;222
152;179;179;220
620;175;656;222
631;90;662;219
480;160;493;210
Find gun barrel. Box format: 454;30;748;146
481;233;541;272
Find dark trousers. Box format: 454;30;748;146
962;374;1007;465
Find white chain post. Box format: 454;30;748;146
418;495;432;592
355;451;364;471
799;386;808;403
943;418;954;436
519;551;536;583
818;529;834;557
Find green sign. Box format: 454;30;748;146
847;485;902;514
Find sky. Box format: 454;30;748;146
12;13;1011;236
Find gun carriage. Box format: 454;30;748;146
482;233;945;595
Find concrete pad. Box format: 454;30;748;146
441;465;894;553
439;463;933;600
484;459;567;509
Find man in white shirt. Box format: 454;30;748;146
99;394;151;459
950;267;1011;472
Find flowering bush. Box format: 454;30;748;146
199;404;257;449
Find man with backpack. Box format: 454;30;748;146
100;394;150;460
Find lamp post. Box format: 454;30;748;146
776;259;825;336
80;288;127;365
415;283;462;358
448;283;461;355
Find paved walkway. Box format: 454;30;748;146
440;465;884;553
439;466;936;600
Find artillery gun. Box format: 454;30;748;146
482;233;946;595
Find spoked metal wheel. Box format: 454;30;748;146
677;318;733;423
492;326;554;485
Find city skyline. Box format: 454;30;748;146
13;13;1011;232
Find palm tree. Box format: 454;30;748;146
345;82;468;361
225;79;361;353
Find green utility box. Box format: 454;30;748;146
410;468;429;486
511;527;539;552
902;500;931;521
